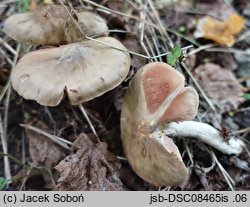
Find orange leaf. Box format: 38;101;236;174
194;14;245;47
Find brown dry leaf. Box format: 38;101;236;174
194;63;244;113
194;0;233;19
194;14;245;46
26;121;66;188
54;133;126;190
122;36;147;69
27;121;65;168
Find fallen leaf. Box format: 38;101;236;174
194;63;244;113
194;14;245;46
54;133;126;190
122;36;146;69
26;121;66;188
167;45;182;67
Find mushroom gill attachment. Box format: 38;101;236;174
3;5;109;46
120;62;199;187
11;37;131;106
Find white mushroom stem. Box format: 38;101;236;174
161;121;244;155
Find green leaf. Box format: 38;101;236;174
17;0;30;13
23;112;31;121
178;26;186;33
0;177;8;191
242;93;250;100
167;46;182;67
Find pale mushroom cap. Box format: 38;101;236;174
121;116;188;186
65;11;109;43
3;5;68;45
121;62;199;186
11;37;131;106
3;5;109;45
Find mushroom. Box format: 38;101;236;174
3;5;109;46
120;62;244;187
65;11;109;43
11;37;131;106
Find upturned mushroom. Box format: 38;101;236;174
120;62;244;187
11;37;131;106
3;5;109;46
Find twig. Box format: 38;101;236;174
4;86;11;138
138;2;152;59
20;124;72;150
0;48;14;66
181;62;216;111
183;139;194;166
0;42;20;186
116;156;127;161
0;43;20;103
0;114;11;184
78;104;101;143
210;150;235;191
0;37;17;56
81;0;143;22
232;127;250;135
186;44;216;56
147;0;173;48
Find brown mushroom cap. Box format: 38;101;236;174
3;5;68;45
121;62;199;186
11;37;131;106
3;5;109;46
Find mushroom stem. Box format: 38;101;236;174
161;121;244;155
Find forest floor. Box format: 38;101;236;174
0;0;250;190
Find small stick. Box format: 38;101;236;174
0;37;17;56
183;139;194;166
210;151;235;190
181;62;216;111
78;104;101;143
0;114;11;185
20;124;72;149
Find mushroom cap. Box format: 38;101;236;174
3;5;68;45
11;37;131;106
3;5;109;46
65;11;109;43
121;62;199;186
121;119;189;187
